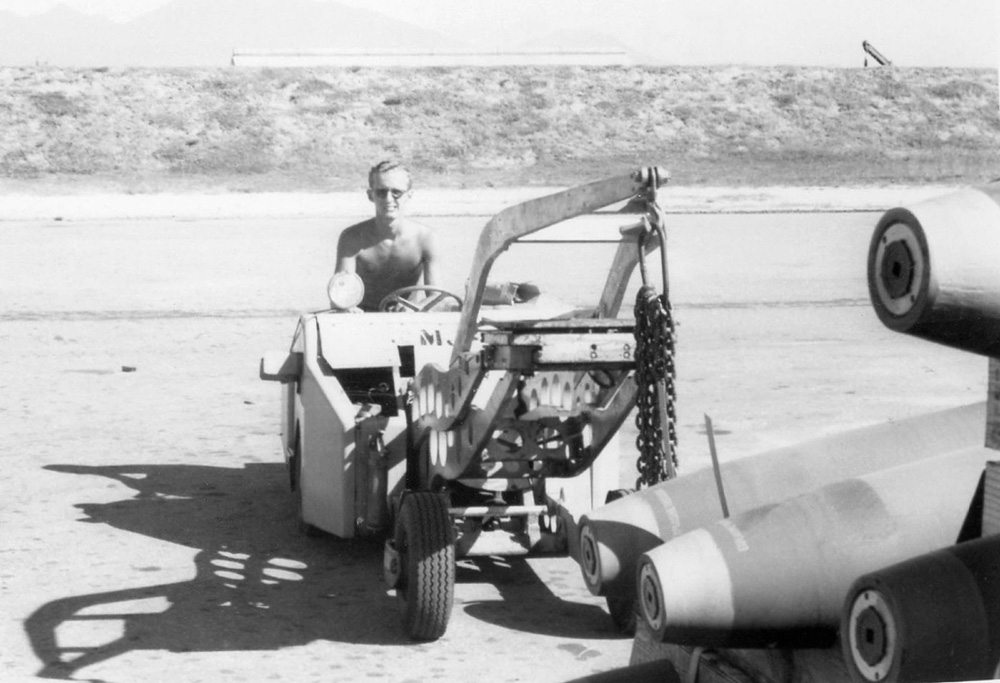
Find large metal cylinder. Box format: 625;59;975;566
635;447;988;648
868;184;1000;356
841;534;1000;683
577;403;984;600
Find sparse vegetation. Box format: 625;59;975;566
0;65;998;192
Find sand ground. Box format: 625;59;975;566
0;185;988;683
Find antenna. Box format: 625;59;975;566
704;414;730;518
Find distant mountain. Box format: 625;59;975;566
512;30;656;65
0;6;122;66
0;0;469;67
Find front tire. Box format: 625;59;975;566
394;492;455;640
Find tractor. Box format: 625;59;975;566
260;167;675;640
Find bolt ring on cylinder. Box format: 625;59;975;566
870;221;926;319
578;525;603;592
638;561;665;634
846;589;897;682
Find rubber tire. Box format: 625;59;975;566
394;492;455;640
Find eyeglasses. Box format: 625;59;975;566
372;188;407;199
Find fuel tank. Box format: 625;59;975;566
841;533;1000;683
577;403;984;601
635;446;988;647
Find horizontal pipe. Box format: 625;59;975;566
448;505;545;517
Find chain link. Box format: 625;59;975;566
633;284;678;488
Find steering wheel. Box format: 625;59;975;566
378;286;463;312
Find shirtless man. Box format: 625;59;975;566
335;160;440;312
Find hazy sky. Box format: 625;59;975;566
0;0;996;67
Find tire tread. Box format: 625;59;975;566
398;492;455;640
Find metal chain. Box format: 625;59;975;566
630;170;677;488
633;284;678;488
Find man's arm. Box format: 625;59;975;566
333;227;367;312
335;228;359;274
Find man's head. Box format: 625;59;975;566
367;160;413;222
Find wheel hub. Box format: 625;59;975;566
383;539;402;589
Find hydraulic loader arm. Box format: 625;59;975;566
451;167;669;361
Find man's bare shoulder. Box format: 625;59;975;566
340;217;376;236
338;218;376;248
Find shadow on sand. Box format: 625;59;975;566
27;462;617;680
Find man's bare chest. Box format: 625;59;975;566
357;238;419;270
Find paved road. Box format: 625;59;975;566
0;204;987;682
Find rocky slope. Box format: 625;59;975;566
1;65;998;192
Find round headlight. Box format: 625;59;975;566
327;272;365;311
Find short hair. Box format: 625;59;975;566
368;160;412;189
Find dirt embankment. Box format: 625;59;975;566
1;65;998;193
